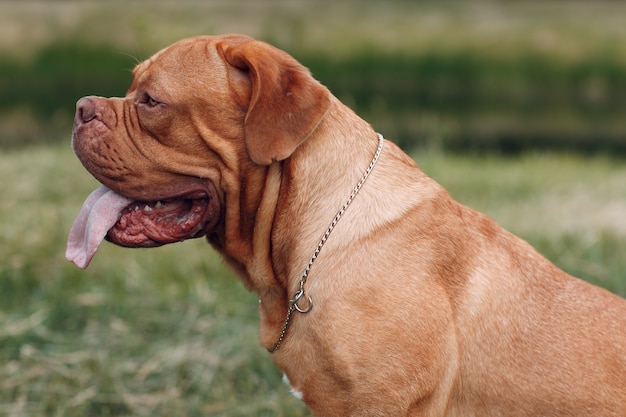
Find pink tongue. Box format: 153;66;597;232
66;185;133;269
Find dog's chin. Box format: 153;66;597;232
105;189;220;248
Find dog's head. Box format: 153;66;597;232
67;34;331;268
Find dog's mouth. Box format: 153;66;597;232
107;192;214;246
66;185;220;269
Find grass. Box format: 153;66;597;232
1;142;625;416
417;150;626;295
0;144;310;416
1;1;626;413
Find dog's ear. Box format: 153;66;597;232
220;37;331;165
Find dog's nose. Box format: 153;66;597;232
76;96;98;124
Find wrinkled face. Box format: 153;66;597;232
68;34;330;265
71;36;251;248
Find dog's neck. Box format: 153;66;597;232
210;99;386;350
271;100;381;275
258;101;383;349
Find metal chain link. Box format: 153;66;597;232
268;133;384;353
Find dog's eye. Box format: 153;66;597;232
145;95;159;108
139;93;160;109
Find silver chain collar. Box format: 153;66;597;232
268;133;385;353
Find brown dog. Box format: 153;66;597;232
66;34;626;416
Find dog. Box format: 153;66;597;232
66;34;626;416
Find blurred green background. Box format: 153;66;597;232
1;1;625;416
3;0;626;153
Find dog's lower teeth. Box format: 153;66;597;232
155;201;164;208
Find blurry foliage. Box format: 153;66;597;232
2;0;626;154
301;50;626;153
0;43;135;114
2;39;626;153
0;44;136;147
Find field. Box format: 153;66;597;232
1;143;625;416
0;144;310;416
1;1;626;415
